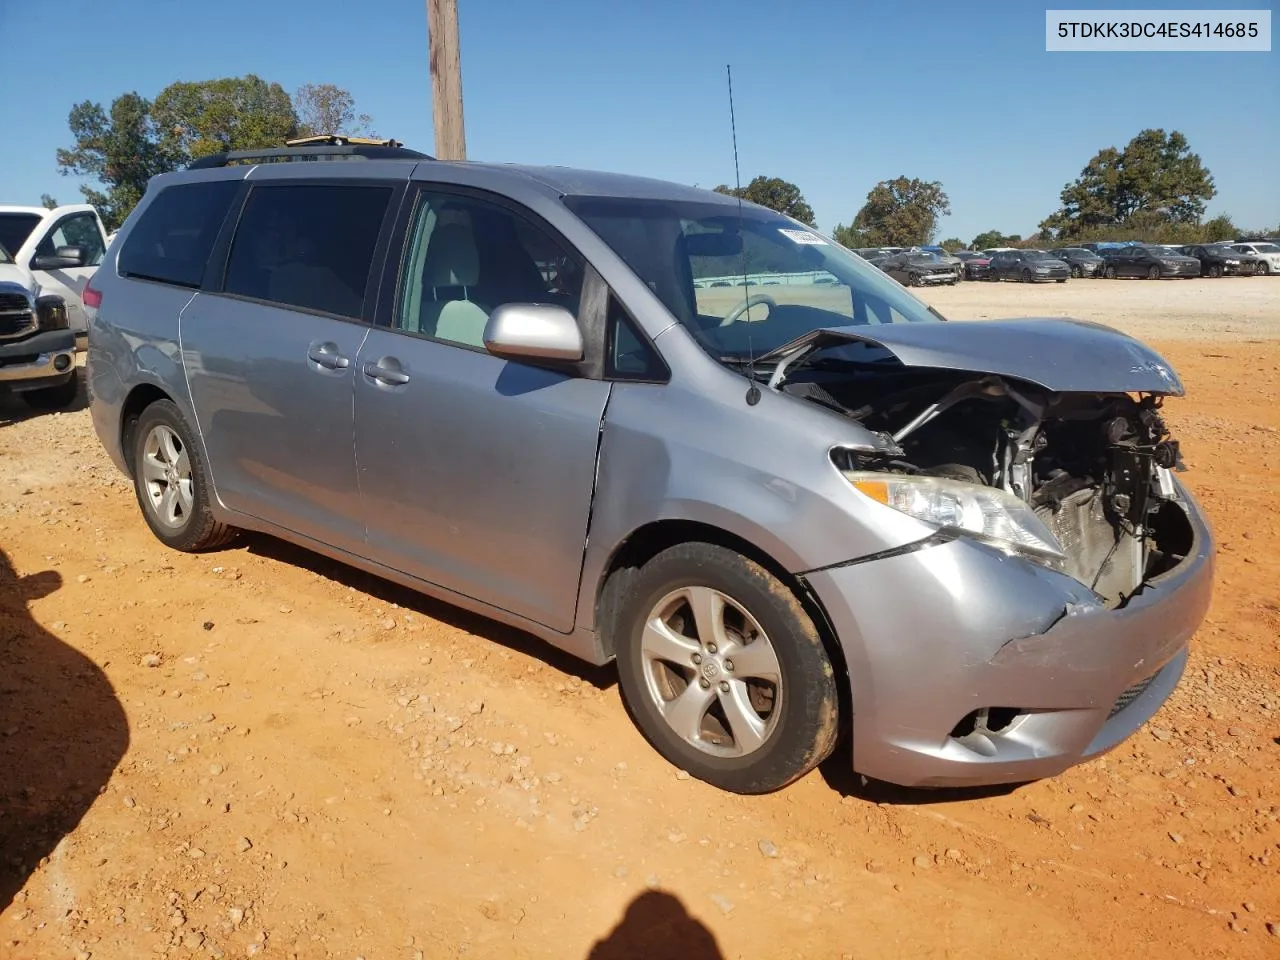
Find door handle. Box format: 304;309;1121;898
363;358;410;386
307;342;350;370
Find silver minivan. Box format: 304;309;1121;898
86;143;1214;794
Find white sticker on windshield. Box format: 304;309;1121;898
778;228;827;245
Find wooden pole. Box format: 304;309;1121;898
426;0;466;160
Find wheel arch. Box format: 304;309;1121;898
119;382;176;476
592;518;852;736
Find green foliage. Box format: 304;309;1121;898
56;92;177;231
830;223;866;249
970;230;1021;249
295;83;374;138
851;177;950;247
152;75;298;160
1201;214;1238;242
1040;129;1215;240
713;176;816;227
58;77;369;230
40;194;58;210
938;237;965;252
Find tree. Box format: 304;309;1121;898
1040;129;1215;239
56;92;177;231
939;237;965;251
850;177;950;247
40;194;58;210
971;230;1021;249
831;223;866;249
1201;214;1237;242
295;83;374;138
713;176;816;227
152;75;299;161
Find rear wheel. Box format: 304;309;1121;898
1147;264;1160;280
21;370;80;411
131;400;236;552
613;543;840;795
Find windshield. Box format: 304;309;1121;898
1061;247;1098;258
564;196;941;360
0;213;42;257
1023;250;1054;260
0;242;11;264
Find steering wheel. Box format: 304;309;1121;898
719;293;777;327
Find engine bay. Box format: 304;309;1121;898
792;361;1195;605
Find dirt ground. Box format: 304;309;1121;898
1;279;1277;960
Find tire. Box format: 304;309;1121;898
21;369;80;411
907;272;920;287
1055;278;1067;283
130;399;236;552
1207;263;1222;278
1147;265;1160;280
613;543;840;795
1258;262;1271;276
1022;269;1034;283
1104;266;1117;280
1070;265;1081;278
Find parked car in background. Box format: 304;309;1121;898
0;241;79;408
1100;244;1201;279
953;250;993;280
853;248;892;266
0;204;109;348
1178;244;1262;278
916;246;964;281
1230;241;1280;275
1049;247;1104;278
88;139;1213;795
877;250;959;286
988;250;1070;283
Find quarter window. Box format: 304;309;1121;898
224;184;392;319
395;191;585;349
119;180;241;288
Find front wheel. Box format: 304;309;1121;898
1207;263;1223;278
1104;265;1117;279
907;272;921;287
1022;269;1034;283
1258;261;1271;276
1147;264;1161;280
21;370;80;411
131;400;236;552
614;543;840;795
1070;265;1082;278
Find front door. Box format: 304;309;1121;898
180;180;396;553
354;188;611;632
28;210;106;337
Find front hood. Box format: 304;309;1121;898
760;317;1185;395
0;263;37;297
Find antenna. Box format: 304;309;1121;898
727;64;761;406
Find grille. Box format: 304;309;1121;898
1108;673;1156;720
0;292;35;339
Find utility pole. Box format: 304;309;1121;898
426;0;466;160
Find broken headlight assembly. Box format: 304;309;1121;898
843;472;1067;571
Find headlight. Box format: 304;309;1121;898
1224;259;1239;265
842;472;1066;570
35;295;69;331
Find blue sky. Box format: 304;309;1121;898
2;0;1276;241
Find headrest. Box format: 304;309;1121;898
424;221;480;287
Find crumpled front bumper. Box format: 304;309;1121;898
803;486;1214;788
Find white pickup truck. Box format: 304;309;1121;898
0;203;109;349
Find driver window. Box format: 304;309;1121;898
396;192;586;349
35;213;105;266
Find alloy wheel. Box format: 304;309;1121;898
639;586;782;758
141;424;194;529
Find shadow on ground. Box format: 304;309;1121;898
242;533;618;690
0;546;129;911
585;890;724;960
0;372;88;428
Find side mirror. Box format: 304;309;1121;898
31;245;86;270
483;303;583;363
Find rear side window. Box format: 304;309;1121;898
119;180;240;287
224;184;392;320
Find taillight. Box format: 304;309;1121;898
82;277;103;310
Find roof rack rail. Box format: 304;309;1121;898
188;138;433;170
